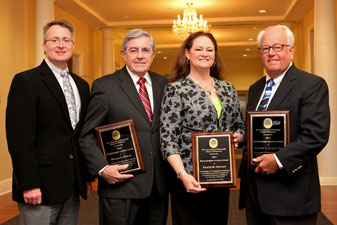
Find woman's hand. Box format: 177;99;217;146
179;172;206;193
233;132;244;149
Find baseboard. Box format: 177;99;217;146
0;178;12;196
320;177;337;185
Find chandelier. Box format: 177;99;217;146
172;2;209;38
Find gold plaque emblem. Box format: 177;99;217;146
112;130;120;140
209;138;218;149
263;118;273;129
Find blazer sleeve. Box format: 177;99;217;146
230;84;245;136
160;83;183;159
276;77;330;175
6;73;42;191
79;79;111;177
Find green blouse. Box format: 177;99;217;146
210;97;222;119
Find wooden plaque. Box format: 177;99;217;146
247;110;290;168
192;131;236;188
95;119;145;174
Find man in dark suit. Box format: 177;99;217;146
79;29;168;225
239;25;330;225
6;19;91;225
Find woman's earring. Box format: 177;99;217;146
186;58;190;64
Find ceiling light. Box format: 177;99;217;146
172;2;209;38
248;38;254;41
259;10;267;14
243;54;248;57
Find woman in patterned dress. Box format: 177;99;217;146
160;31;245;225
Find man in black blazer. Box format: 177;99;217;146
239;25;330;225
79;29;168;225
6;20;91;225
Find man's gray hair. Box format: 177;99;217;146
122;29;155;52
257;25;294;47
43;19;75;42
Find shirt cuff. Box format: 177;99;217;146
98;165;109;176
273;154;283;169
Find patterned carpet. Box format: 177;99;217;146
2;190;333;225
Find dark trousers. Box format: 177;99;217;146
245;171;318;225
245;196;317;225
99;186;168;225
170;178;230;225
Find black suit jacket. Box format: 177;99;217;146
79;66;169;199
239;64;330;216
6;60;90;204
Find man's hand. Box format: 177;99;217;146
23;188;42;205
101;164;133;184
254;154;279;174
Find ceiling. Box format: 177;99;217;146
55;0;314;61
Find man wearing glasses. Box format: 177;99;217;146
6;20;91;224
239;25;330;225
79;29;168;225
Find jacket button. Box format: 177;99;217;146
69;154;74;159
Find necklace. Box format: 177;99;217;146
191;76;215;95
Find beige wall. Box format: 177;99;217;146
223;58;263;91
292;8;314;73
0;0;36;183
114;39;124;74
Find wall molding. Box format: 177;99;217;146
320;177;337;186
0;178;12;196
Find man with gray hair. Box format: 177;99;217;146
79;29;169;225
239;25;330;225
6;19;91;225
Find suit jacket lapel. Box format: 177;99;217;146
118;67;150;124
267;65;297;110
248;78;266;111
39;60;72;129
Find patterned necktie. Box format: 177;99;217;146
60;71;77;129
137;77;153;122
257;79;274;111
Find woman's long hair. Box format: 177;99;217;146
170;31;223;83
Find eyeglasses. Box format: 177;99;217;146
45;38;74;46
127;47;152;55
259;44;291;54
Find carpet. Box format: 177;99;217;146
2;190;333;225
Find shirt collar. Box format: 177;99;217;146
265;62;292;88
126;66;152;87
45;58;69;78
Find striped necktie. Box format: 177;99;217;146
60;71;77;129
257;79;274;111
137;77;153;122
